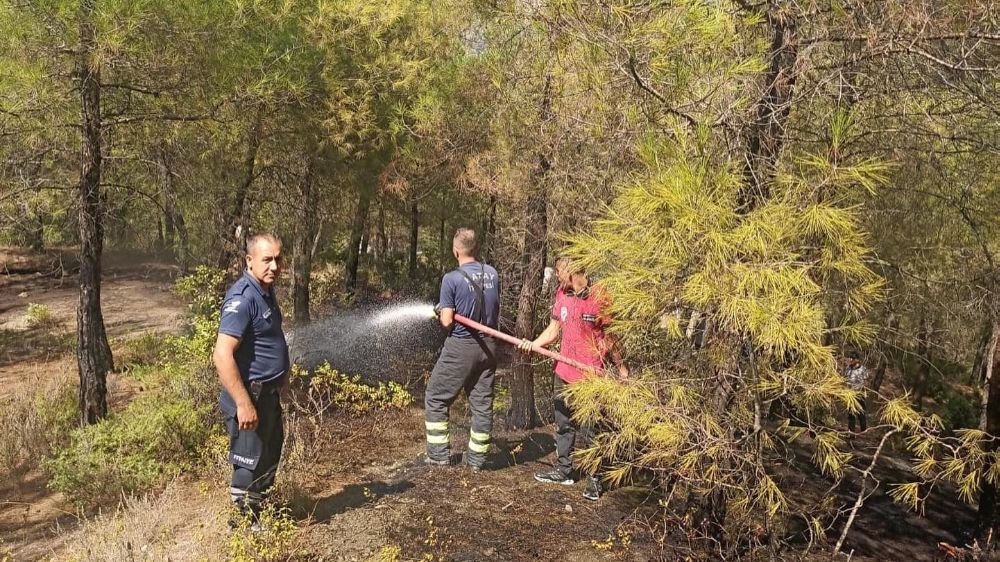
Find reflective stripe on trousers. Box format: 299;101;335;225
426;420;449;444
468;429;490;453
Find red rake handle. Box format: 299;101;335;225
452;313;597;374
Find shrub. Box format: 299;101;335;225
116;331;167;373
367;545;403;562
288;362;413;417
227;503;299;562
25;302;58;329
46;390;214;507
44;267;225;508
172;265;227;319
939;388;979;431
309;263;344;308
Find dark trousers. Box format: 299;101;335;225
221;384;284;510
848;396;867;432
553;376;595;477
425;336;497;466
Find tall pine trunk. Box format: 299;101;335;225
507;75;553;431
483;195;497;264
217;106;264;274
21;199;44;252
293;157;319;324
408;198;419;281
345;187;371;295
76;0;113;425
739;6;798;212
976;317;1000;533
914;315;933;409
160;143;178;255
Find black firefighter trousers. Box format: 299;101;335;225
424;335;497;467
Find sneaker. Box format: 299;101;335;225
534;469;574;486
582;476;602;501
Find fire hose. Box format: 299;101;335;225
452;313;597;374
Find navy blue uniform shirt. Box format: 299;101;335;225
218;271;289;383
438;261;500;338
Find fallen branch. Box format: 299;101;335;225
833;429;899;555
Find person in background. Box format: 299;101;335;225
843;350;868;433
519;256;628;501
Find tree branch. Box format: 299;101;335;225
625;54;698;129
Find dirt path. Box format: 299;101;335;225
0;259;185;400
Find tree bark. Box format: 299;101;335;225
217;106;264;274
914;315;932;410
483;194;497;264
76;0;113;425
159;143;178;254
438;197;446;278
976;318;1000;534
870;309;897;392
375;200;388;265
21;199;44;252
739;4;799;212
972;320;994;385
507;75;553;431
293;156;319;324
344;187;371;295
408;198;419;281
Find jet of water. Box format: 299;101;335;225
368;302;436;327
287;300;444;384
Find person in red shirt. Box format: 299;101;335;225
519;257;628;500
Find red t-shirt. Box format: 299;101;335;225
551;284;611;383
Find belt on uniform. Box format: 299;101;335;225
248;378;282;401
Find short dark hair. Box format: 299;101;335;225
453;228;477;256
246;233;281;255
846;350;861;360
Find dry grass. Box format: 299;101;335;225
47;482;230;562
0;374;76;485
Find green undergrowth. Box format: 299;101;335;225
289;362;414;416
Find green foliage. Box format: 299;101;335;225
172;266;228;319
562;126;887;537
227;504;299;562
938;388;979;432
367;544;403;562
290;362;413;416
46;388;214;507
116;331;167;373
24;302;57;329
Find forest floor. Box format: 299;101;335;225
0;248;987;561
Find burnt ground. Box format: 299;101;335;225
0;248;994;561
281;406;655;562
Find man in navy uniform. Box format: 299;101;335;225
425;227;501;470
213;233;289;526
